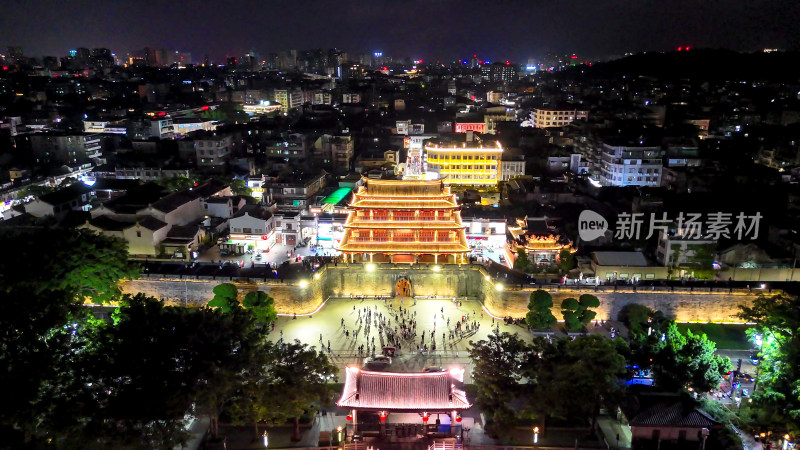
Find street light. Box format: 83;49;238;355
533;426;540;448
784;434;791;450
496;283;504;291
299;280;309;288
263;430;269;448
337;426;343;444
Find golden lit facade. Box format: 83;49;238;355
425;142;503;186
337;178;470;264
508;218;575;264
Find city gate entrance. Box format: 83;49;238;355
395;278;412;297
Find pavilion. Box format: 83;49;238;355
337;367;471;438
336;178;470;264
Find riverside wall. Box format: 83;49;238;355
120;264;760;322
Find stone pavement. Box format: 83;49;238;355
270;296;627;383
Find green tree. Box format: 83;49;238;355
0;286;88;447
559;248;576;272
268;340;337;441
534;335;628;431
648;322;731;394
738;294;800;435
229;178;252;196
242;290;278;324
15;183;55;199
525;289;557;329
0;228;139;303
155;175;196;192
560;294;600;331
208;282;239;312
513;248;531;272
468;331;530;436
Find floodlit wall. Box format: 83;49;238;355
121;264;759;322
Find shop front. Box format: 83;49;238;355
226;229;276;253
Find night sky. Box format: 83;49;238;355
1;0;798;62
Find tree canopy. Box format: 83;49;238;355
0;228;139;303
561;294;600;330
525;289;557;329
738;294;800;435
468;331;531;435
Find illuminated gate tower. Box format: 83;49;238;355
337;178;470;264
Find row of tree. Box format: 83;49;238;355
471;295;732;436
0;228;335;448
525;289;600;331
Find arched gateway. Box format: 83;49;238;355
395;278;412;297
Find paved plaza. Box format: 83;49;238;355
269;296;619;383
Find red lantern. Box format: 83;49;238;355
346;414;353;422
379;413;387;422
422;415;429;423
456;415;462;423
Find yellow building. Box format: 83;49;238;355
424;141;503;186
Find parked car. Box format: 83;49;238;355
363;355;391;368
422;366;445;373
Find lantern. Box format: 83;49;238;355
455;415;462;423
379;412;387;422
346;414;353;422
422;413;429;423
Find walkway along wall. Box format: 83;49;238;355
120;264;759;322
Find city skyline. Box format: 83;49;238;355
1;0;798;63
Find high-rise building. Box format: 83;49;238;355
336;178;470;264
480;62;519;84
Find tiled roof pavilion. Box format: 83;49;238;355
337;367;471;412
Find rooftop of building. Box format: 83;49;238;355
231;204;273;221
37;183;92;205
592;251;650;267
359;178;449;198
150;191;198;214
337;367;471;412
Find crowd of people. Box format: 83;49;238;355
317;297;489;358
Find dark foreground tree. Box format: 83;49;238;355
267;340;337;440
468;331;530;435
0;228;139;303
535;335;628;431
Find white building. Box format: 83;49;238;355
149;118;174;139
172;118;217;136
500;157;526;181
598;143;663;187
228;205;276;252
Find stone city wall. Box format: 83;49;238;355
121;264;759;322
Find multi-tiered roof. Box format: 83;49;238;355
337;178;469;263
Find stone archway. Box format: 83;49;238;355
395;278;412;297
